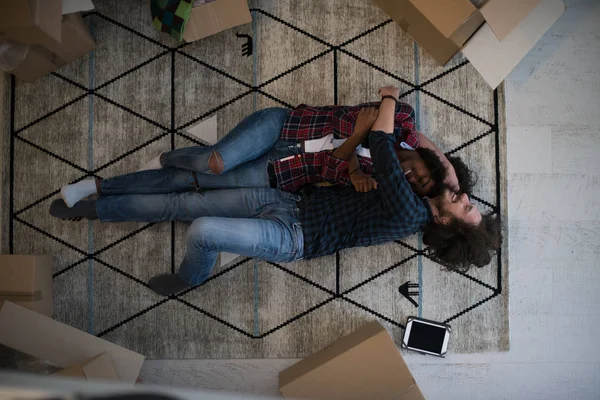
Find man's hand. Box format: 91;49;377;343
378;85;400;100
350;170;379;193
353;107;379;135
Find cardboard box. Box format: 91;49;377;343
0;302;145;383
0;255;53;317
0;0;62;46
53;352;120;381
279;321;424;400
9;13;95;82
373;0;564;88
183;0;252;42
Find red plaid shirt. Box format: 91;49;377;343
274;102;418;192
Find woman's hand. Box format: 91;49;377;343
350;170;378;192
378;85;400;100
353;107;379;135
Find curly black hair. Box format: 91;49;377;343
447;155;477;195
414;147;447;197
422;213;502;272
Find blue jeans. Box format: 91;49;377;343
99;107;299;194
95;188;304;285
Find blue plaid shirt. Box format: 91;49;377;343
298;130;432;259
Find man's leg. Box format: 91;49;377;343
160;107;290;173
149;214;303;295
51;187;300;223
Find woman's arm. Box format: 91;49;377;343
415;131;459;191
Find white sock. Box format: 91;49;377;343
137;153;163;172
60;179;98;208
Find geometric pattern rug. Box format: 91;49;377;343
1;0;508;358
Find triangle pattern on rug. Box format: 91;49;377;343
337;50;416;106
339;237;419;294
268;254;337;294
181;259;256;334
259;53;334;106
96;53;171;128
94;221;171;282
98;299;263;358
257;262;332;337
343;256;420;325
91;13;167;87
14;75;87;132
174;52;253;131
92;260;164;335
420;257;497;324
342;19;415;84
254;8;331;87
53;262;90;333
17;96;89;170
12;141;89;215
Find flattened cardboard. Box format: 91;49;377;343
0;255;53;317
53;353;120;381
480;0;541;41
183;0;251;42
0;302;145;383
462;0;565;88
0;0;62;46
279;321;424;400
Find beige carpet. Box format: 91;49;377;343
1;0;508;358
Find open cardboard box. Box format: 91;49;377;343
0;302;144;383
373;0;565;88
279;321;424;400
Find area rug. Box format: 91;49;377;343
1;0;508;357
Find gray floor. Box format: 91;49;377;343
138;0;600;399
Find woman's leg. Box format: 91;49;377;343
161;107;290;173
60;168;196;207
60;138;300;208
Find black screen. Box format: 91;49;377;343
407;321;447;353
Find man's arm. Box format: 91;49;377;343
332;107;378;160
369;86;427;221
416;131;459;191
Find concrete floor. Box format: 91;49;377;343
139;0;600;399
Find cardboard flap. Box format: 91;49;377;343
410;0;477;38
481;0;541;40
183;0;251;42
280;321;421;399
0;302;145;383
82;353;120;381
462;0;565;88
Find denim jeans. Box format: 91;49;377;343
162;107;291;173
95;188;304;285
99;107;300;194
